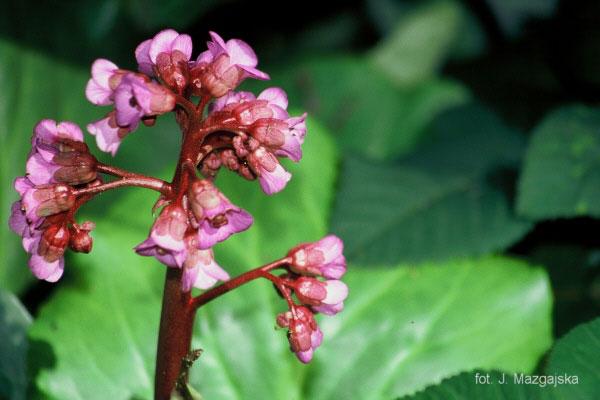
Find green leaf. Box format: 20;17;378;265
251;56;469;161
29;119;338;400
332;104;532;265
370;0;465;85
486;0;559;38
0;289;32;400
398;318;600;399
545;317;600;399
517;105;600;219
304;256;552;399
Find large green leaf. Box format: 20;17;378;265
0;289;32;400
245;56;469;161
304;256;552;399
332;104;532;266
517;105;600;219
399;318;600;400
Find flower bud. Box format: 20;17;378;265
220;149;240;171
69;222;95;253
288;235;346;279
233;100;273;125
278;306;323;363
22;185;75;221
38;224;70;263
201;54;243;98
52;151;98;185
250;118;287;148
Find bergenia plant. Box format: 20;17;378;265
9;29;347;398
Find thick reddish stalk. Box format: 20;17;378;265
154;268;195;400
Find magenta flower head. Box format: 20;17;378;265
288;235;347;279
277;306;323;364
193;31;269;97
188;179;253;249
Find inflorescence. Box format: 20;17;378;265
9;29;348;363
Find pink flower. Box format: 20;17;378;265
247;146;291;195
293;277;348;316
288;235;346;279
188;179;253;249
135;29;193;77
182;240;229;291
85;59;124;106
277;306;323;363
87;112;132;156
196;31;269;97
135;204;188;267
28;223;70;282
134;236;187;268
114;74;175;127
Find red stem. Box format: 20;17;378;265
154;268;195;400
191;257;291;309
73;176;170;196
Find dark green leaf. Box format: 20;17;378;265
517;105;600;219
0;290;32;400
332;104;532;265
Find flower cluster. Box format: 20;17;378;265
10;120;98;281
10;29;346;365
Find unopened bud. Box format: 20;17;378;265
294;277;328;306
155;50;189;93
201;54;242;98
220;149;240;171
69;222;95;253
233;100;273;125
53;151;97;185
251;119;287;148
38;224;70;262
24;184;76;218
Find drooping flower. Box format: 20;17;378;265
182;237;229;291
188;179;253;249
247;146;291;195
135;204;188;268
288;235;346;279
86;112;131;156
195;31;269;97
114;74;175;128
277;306;323;363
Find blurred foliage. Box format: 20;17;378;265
1;0;600;398
0;290;31;400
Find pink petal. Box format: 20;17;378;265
26;153;58;185
57;121;84;142
28;254;64;282
87;117;122;156
258;87;288;110
85;78;113;106
225;39;258;67
135;39;154;75
149;29;179;63
238;65;270;80
323;280;348;304
91;58;118;88
259;163;291;195
171;34;193;60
